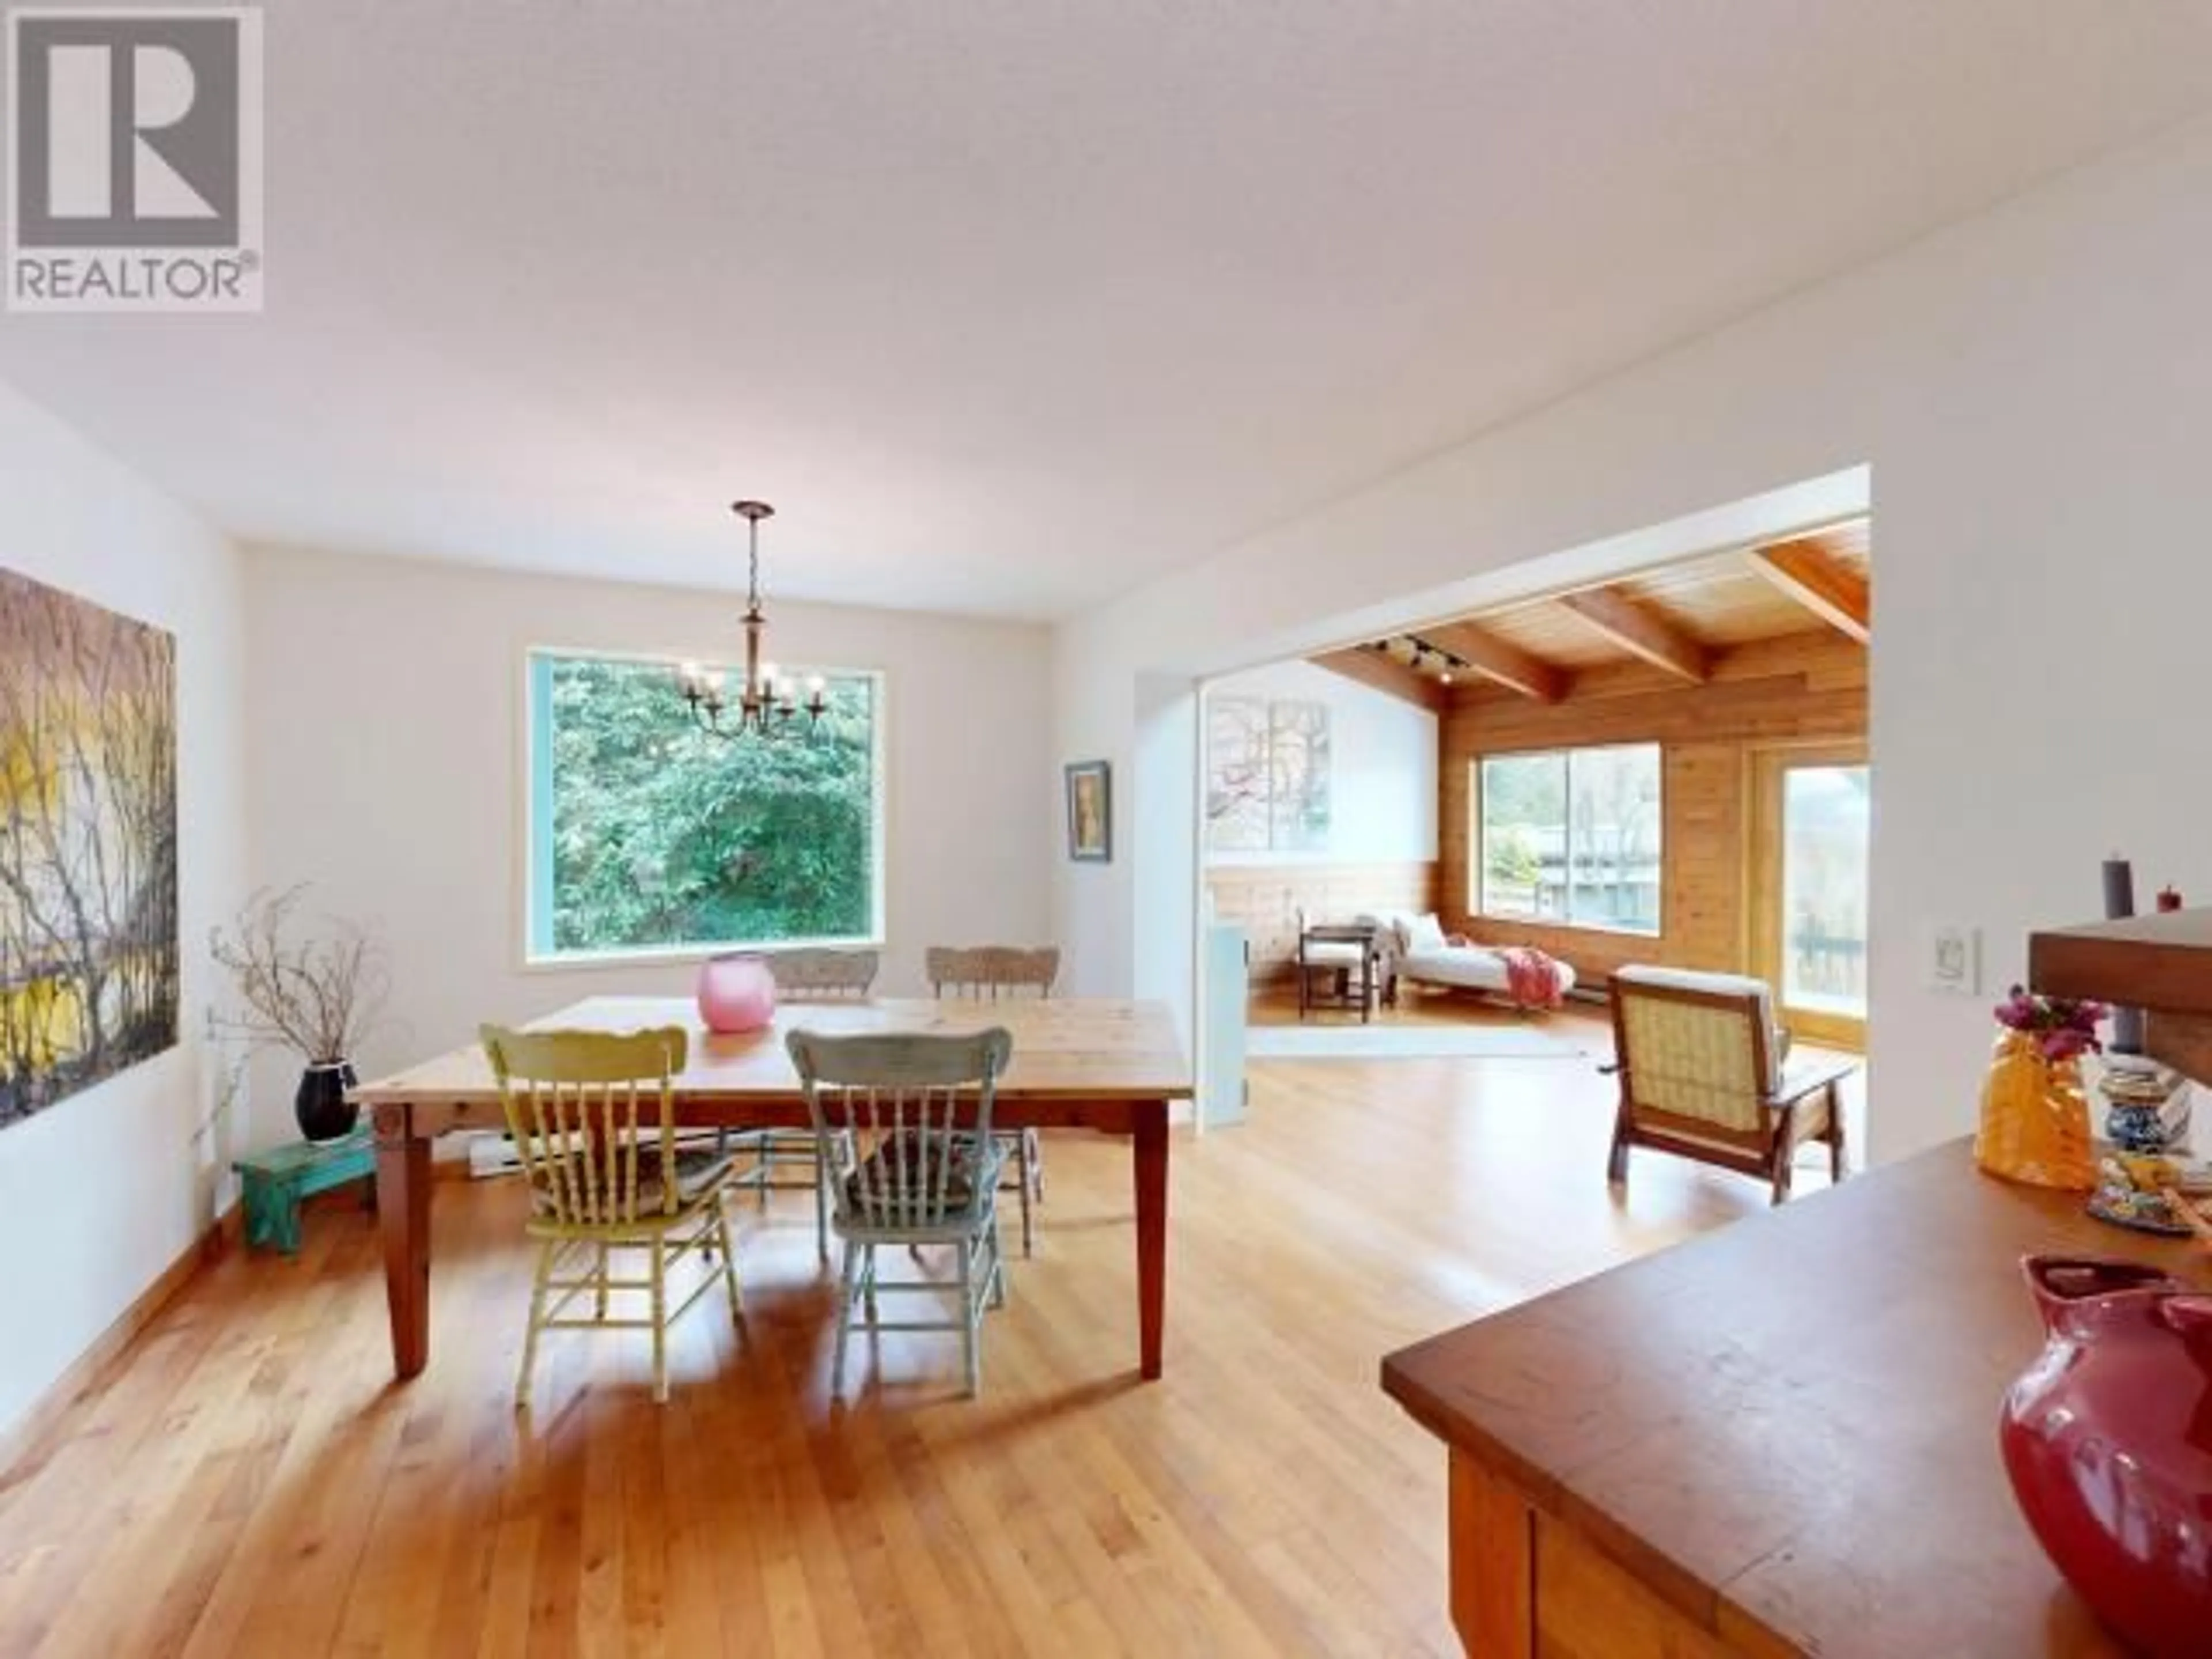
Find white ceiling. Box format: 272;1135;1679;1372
5;3;2212;620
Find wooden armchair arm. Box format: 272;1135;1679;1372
1764;1057;1858;1112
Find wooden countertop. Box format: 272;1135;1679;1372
1381;1139;2204;1658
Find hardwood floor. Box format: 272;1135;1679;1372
0;1019;1853;1658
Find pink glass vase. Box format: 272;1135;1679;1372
696;952;777;1033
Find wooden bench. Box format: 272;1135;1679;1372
233;1128;374;1255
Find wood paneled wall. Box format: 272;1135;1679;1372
1439;631;1866;985
1206;862;1440;980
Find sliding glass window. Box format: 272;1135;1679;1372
1476;743;1662;934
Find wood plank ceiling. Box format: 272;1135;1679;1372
1312;518;1870;709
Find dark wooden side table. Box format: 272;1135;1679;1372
1298;921;1382;1022
234;1127;375;1255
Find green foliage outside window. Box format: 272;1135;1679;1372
531;653;880;956
1484;824;1542;891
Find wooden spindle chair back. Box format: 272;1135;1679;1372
787;1029;1013;1232
770;947;880;999
925;945;1059;1001
480;1025;688;1228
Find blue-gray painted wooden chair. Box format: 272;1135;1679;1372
480;1023;744;1408
721;947;879;1261
786;1026;1014;1397
925;945;1056;1256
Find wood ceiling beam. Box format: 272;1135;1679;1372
1556;589;1711;683
1745;536;1872;644
1418;621;1566;703
1309;646;1448;714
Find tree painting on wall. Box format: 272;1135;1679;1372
1205;696;1271;850
0;569;179;1128
1205;694;1331;853
1266;699;1331;852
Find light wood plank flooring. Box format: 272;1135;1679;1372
0;1008;1852;1657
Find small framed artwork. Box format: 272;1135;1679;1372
1065;760;1112;862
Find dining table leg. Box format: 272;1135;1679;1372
1133;1099;1169;1380
371;1096;1169;1384
374;1104;433;1378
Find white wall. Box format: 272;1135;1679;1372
0;382;248;1439
244;546;1054;1086
1202;658;1437;867
1056;113;2212;1165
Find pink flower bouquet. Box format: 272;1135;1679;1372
1993;984;2108;1065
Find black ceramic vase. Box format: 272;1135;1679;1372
294;1060;359;1142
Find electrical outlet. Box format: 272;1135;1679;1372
1930;923;1981;995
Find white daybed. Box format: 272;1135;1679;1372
1368;911;1578;1002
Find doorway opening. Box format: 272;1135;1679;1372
1749;745;1870;1050
1187;513;1873;1150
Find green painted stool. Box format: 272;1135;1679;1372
234;1127;376;1255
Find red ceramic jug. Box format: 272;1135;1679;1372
2001;1255;2212;1658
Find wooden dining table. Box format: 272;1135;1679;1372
351;995;1194;1384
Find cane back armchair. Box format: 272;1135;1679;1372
1605;967;1854;1205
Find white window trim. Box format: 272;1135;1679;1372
518;643;889;970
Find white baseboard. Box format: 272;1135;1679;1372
467;1137;522;1179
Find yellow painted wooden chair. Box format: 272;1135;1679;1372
480;1024;744;1408
926;946;1056;1255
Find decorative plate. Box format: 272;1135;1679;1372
2085;1188;2196;1238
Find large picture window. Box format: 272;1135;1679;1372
1478;743;1662;934
525;650;884;961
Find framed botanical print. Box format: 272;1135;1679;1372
1065;760;1111;862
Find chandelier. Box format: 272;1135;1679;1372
676;499;828;739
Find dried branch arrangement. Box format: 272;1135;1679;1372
209;885;392;1063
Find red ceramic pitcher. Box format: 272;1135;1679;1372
2001;1255;2212;1658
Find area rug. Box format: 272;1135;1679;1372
1245;1021;1592;1061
